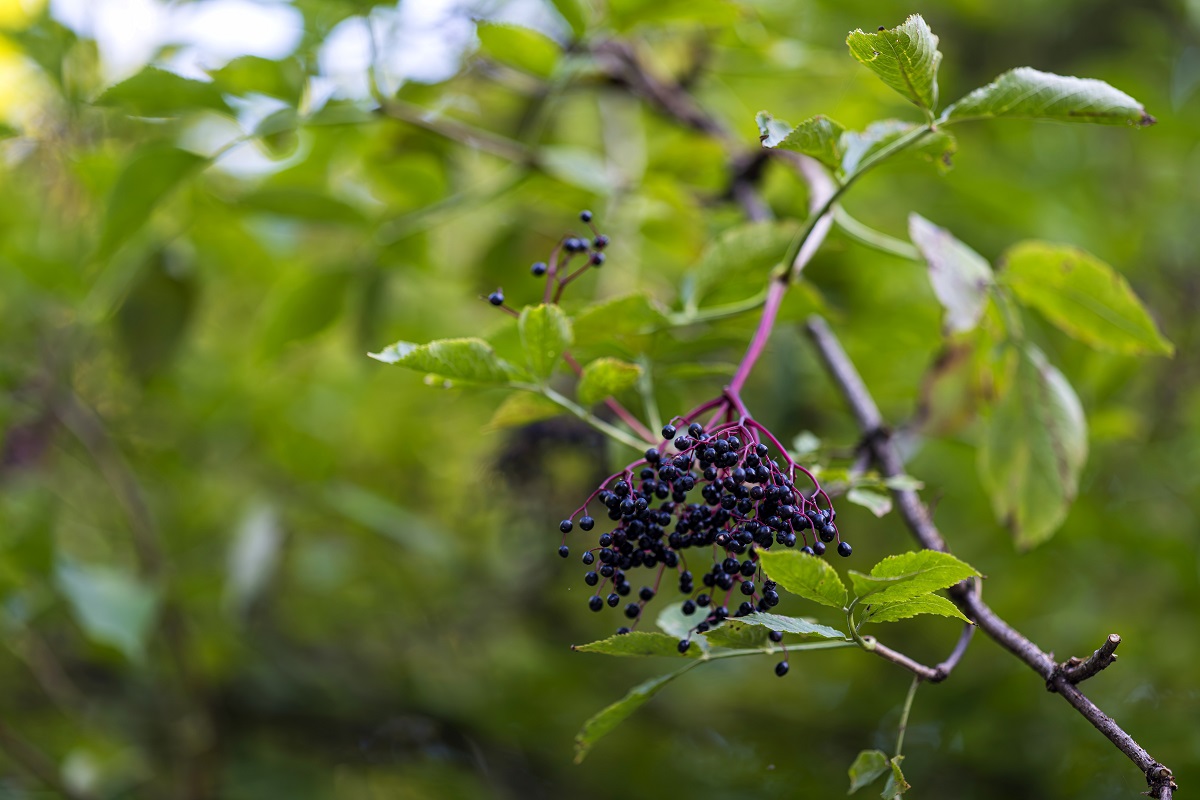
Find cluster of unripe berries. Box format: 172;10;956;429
558;418;849;676
487;210;609;308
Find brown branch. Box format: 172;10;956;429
804;315;1176;799
1060;633;1121;686
860;580;979;684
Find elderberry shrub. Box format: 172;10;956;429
557;417;850;664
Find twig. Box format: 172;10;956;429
803;315;1176;799
861;636;942;682
1060;634;1121;685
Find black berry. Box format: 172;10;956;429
589;596;603;612
677;639;691;653
560;519;574;533
531;261;547;276
558;545;570;558
579;209;593;222
768;631;783;642
775;660;789;677
838;541;853;557
487;290;504;306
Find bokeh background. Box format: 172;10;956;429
0;0;1197;797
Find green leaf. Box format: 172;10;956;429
115;251;197;380
979;345;1088;548
95;66;231;117
840;120;956;176
700;619;769;649
208;55;305;103
606;0;741;31
519;304;573;380
846;487;893;518
369;338;522;385
882;755;910;798
1000;241;1173;356
238;188;367;225
688;221;799;306
848;750;890;793
850;551;980;605
943;67;1155;127
736;612;847;639
862;593;972;625
846;15;942;114
908;214;993;334
574;661;699;763
56;560;158;661
759;114;846;170
578;358;643;406
484;392;564;430
476;23;561;78
571;631;702;659
547;0;588;37
99;145;208;258
656;602;709;651
757;550;847;609
574;293;668;349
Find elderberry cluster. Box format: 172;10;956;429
557;418;849;669
486;210;609;308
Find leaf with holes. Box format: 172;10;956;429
846;15;942;113
841;120;957;176
758;113;846;170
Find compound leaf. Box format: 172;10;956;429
862;593;971;625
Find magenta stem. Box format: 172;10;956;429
727;277;786;397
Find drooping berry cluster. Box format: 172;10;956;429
557;408;849;667
485;210;609;310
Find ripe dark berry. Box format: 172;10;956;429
639;586;655;602
763;589;780;607
741;560;756;577
560;519;574;533
579;209;593;222
696;593;711;607
589;596;603;612
682;599;696;615
585;571;599;586
713;605;728;620
624;603;640;619
687;423;704;438
661;424;676;439
579;516;595;531
838;541;853;557
737;601;753;616
531;261;547;276
487;290;504;306
695;621;710;633
616;626;630;635
768;631;783;642
740;580;755;596
645;447;660;463
811;541;826;556
677;639;691;653
590;252;605;267
607;593;620;607
593;234;609;249
819;524;837;543
582;551;595;565
775;660;790;677
558;545;570;558
800;545;814;556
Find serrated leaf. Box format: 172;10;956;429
736;612;847;639
909;214;993;334
95;66;231;117
519;304;573;380
700;619;770;649
848;749;890;793
369;337;522;384
476;23;561;78
943;67;1154;127
757;550;847;608
760;114;846;170
99;146;208;259
852;550;981;605
484;392;564;430
846;15;942;113
840;120;956;176
56;560;158;661
574;661;698;763
847;487;893;518
862;593;972;625
578;358;643;406
882;755;910;798
979;344;1087;549
1000;241;1173;356
688;221;799;306
572;631;701;659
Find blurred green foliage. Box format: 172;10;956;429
0;1;1197;798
